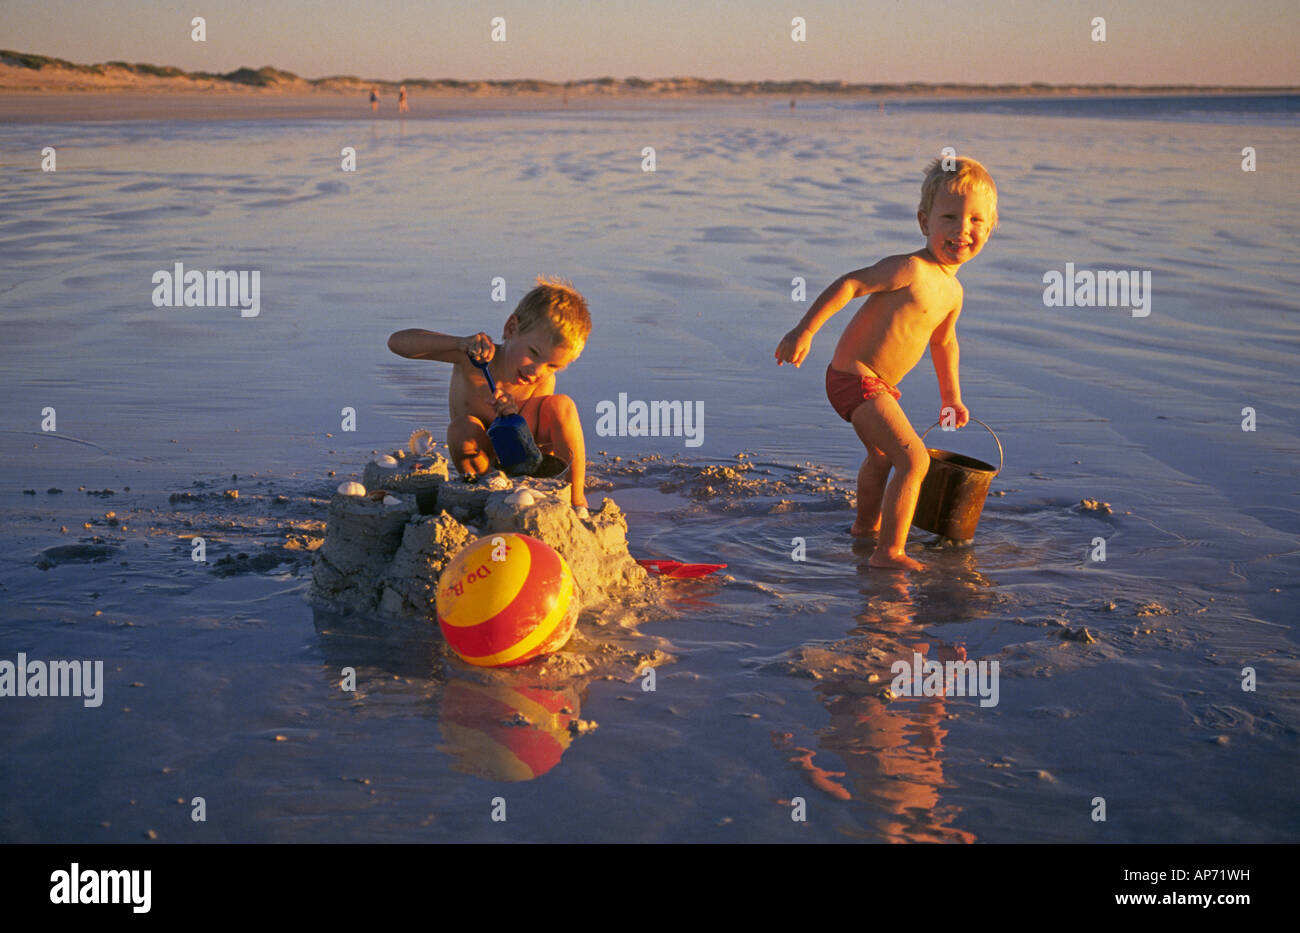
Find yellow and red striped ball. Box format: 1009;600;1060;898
436;533;578;667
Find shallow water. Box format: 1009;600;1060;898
1;99;1298;842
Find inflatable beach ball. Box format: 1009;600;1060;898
436;533;579;667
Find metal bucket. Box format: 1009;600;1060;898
911;419;1003;544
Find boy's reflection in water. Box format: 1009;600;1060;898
780;566;990;842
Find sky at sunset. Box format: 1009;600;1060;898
3;0;1297;85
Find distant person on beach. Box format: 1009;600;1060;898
369;86;379;113
387;277;592;513
774;157;998;571
398;85;409;113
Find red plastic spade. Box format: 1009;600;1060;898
637;559;727;579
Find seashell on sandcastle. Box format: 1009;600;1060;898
309;443;650;620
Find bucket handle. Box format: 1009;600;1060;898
919;418;1003;475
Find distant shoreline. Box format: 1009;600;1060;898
3;49;1295;99
3;48;1294;124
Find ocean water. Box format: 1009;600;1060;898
1;96;1297;842
839;91;1300;124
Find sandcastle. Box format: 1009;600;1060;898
309;443;650;620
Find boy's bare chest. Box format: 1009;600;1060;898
869;279;956;330
879;276;958;333
448;366;531;417
910;270;960;316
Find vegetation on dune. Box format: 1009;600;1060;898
105;61;187;78
2;49;188;79
1;49;85;70
222;66;301;86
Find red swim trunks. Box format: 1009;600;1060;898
825;364;901;422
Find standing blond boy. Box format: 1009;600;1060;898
775;158;998;570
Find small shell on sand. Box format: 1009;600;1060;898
505;489;536;507
375;455;398;468
408;429;434;456
337;481;366;496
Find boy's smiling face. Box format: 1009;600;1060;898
918;186;996;269
499;316;582;386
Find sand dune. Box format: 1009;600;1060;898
3;48;1291;99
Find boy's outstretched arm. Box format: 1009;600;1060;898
929;306;969;427
388;329;490;363
774;255;918;367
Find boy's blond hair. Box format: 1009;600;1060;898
512;276;591;350
919;156;999;228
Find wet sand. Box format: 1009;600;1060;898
6;83;1292;124
0;90;737;123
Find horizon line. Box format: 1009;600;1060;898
3;50;1297;94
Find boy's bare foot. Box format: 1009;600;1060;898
849;520;880;537
868;549;924;572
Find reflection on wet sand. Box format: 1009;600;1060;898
312;607;588;780
440;678;582;781
311;606;665;783
781;549;1001;842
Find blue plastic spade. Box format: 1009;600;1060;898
472;357;544;477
